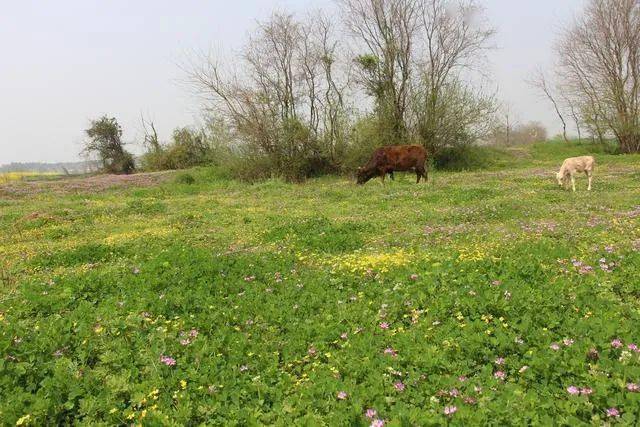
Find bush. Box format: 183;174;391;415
341;116;388;173
174;173;196;185
169;128;210;167
141;127;215;171
433;145;511;171
226;154;279;183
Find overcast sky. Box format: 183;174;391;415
0;0;585;165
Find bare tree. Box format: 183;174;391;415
185;12;349;179
556;0;640;153
529;70;569;143
312;12;351;161
340;0;421;142
141;114;161;152
559;91;582;142
414;0;496;152
500;104;518;146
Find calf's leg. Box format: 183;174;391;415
586;171;592;191
571;174;576;192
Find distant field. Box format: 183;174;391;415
1;142;640;425
0;171;60;183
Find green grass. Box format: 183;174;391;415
1;142;640;425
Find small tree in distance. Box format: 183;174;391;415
83;116;135;174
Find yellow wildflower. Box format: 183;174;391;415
16;414;31;426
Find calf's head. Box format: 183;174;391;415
356;166;376;185
556;171;568;187
556;171;563;186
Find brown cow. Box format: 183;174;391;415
356;145;428;184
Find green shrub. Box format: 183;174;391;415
141;127;217;172
433;145;511;171
174;173;196;185
342;116;389;173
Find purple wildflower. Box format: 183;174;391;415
611;339;623;349
606;407;620;418
379;322;390;330
337;391;348;400
494;371;506;380
444;406;458;416
365;408;377;419
370;419;385;427
383;347;398;357
567;386;580;395
394;381;405;391
160;355;176;366
627;383;640;392
495;357;505;365
550;343;561;351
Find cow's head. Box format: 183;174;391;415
356;166;376;185
556;171;567;187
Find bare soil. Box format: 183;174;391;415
0;171;173;198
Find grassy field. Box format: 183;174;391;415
1;142;640;425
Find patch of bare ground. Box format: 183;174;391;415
0;171;174;198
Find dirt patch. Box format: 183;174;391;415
0;171;174;198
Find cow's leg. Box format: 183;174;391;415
416;166;426;183
571;174;576;192
586;171;592;190
389;171;394;181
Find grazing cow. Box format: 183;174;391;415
556;155;595;192
356;145;428;184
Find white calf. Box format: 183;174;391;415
556;156;595;192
